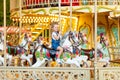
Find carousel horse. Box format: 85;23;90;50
0;32;13;66
76;31;94;60
97;33;110;67
19;33;33;66
31;37;49;67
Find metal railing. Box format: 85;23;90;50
98;67;120;80
10;0;120;11
0;67;120;80
0;67;92;80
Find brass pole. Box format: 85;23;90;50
70;0;72;31
94;0;98;80
118;17;119;44
3;0;6;67
19;0;22;44
58;0;61;30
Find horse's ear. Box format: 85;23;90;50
100;33;104;37
69;31;72;35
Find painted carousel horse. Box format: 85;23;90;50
70;31;94;60
18;33;33;66
97;33;110;66
31;37;49;67
0;32;13;66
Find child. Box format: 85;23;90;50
51;22;63;64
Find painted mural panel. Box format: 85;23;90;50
79;23;90;49
97;26;106;36
112;27;118;44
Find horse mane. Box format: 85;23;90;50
61;31;69;40
60;31;70;46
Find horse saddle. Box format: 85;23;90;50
42;44;58;59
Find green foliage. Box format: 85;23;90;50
0;0;10;26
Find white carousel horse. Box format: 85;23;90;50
31;37;48;67
97;33;110;67
0;32;13;66
19;33;33;66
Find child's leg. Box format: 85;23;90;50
57;46;63;58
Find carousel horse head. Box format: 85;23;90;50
97;33;109;50
37;36;43;44
78;31;88;44
60;31;78;53
100;33;109;46
24;33;28;39
18;33;32;53
0;32;2;38
0;32;4;51
0;32;4;40
24;33;32;42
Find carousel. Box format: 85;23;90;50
0;0;120;80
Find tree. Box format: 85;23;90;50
0;0;10;26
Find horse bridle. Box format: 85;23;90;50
68;31;76;44
78;31;85;44
100;35;107;49
0;33;3;44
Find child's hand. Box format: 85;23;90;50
59;31;62;35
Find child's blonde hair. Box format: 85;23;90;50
50;22;59;29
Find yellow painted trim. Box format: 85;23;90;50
97;6;115;12
73;7;92;13
49;7;68;14
32;9;46;14
49;8;59;14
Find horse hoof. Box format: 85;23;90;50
60;64;63;67
45;62;49;67
80;64;83;67
103;65;107;67
2;54;4;57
